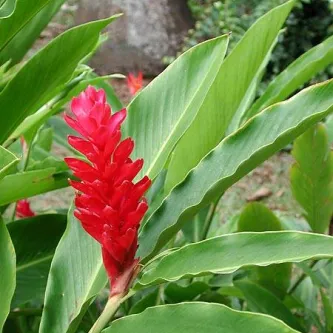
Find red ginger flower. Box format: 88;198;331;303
16;199;35;218
126;72;143;96
64;86;151;295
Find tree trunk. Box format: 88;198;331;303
75;0;193;75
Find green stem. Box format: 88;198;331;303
288;260;317;295
88;293;124;333
10;133;36;221
201;197;221;240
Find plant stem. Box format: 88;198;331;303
88;293;124;333
288;260;317;295
201;197;220;240
10;133;36;220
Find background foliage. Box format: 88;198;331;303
164;0;333;92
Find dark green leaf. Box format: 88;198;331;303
39;205;107;333
0;218;15;331
235;281;303;332
7;214;66;306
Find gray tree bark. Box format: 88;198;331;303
75;0;193;75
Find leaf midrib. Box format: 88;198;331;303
16;254;53;273
139;36;229;178
0;0;52;53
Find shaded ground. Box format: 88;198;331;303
219;151;302;224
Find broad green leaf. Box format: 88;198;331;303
235;281;303;332
0;0;16;18
290;123;333;233
0;0;50;57
0;168;69;205
103;303;300;333
126;35;229;180
7;214;66;307
139;231;333;287
0;145;19;180
238;203;292;296
138;79;333;262
0;0;65;65
0;218;15;331
238;203;282;232
165;1;295;193
226;38;275;135
245;35;333;121
0;16;118;145
39;206;107;333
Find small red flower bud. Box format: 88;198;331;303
16;199;35;218
126;72;143;96
64;86;151;295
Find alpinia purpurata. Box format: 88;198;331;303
64;86;151;295
16;199;35;218
126;72;143;96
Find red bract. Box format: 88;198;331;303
126;72;143;96
64;86;151;295
16;199;35;218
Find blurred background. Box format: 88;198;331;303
47;0;333;97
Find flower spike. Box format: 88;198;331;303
65;86;151;295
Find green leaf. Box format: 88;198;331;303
0;0;50;58
129;289;159;315
103;303;300;333
138;79;333;262
139;231;333;287
0;16;119;145
126;35;229;180
46;116;78;153
0;145;19;180
7;214;66;307
290;123;333;233
39;205;107;333
237;203;292;296
320;289;333;332
0;218;15;331
245;35;333;121
0;0;16;19
238;203;282;232
235;281;303;332
164;282;210;303
165;1;295;193
35;127;53;152
0;0;65;65
0;168;69;205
